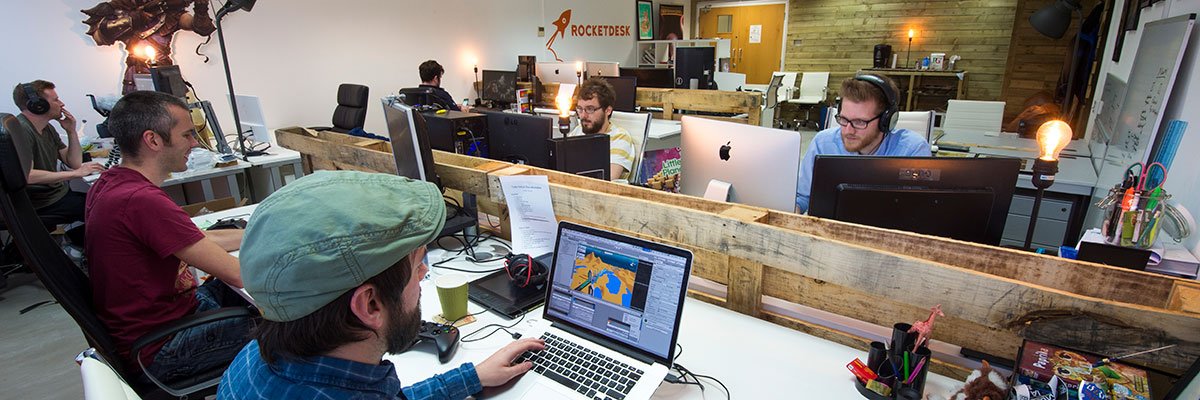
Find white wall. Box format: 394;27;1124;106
0;0;643;139
1085;0;1200;255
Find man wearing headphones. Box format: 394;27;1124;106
10;80;106;223
794;75;931;213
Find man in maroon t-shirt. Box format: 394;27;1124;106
85;91;253;382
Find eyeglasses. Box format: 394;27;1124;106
835;114;882;129
575;106;604;115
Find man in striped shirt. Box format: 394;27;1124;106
569;78;636;181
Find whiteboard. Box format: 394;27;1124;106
1096;14;1196;191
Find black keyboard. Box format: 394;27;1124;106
515;332;645;400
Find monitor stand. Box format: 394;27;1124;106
703;179;732;203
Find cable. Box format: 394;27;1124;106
460;311;526;343
667;362;729;400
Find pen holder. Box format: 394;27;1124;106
1097;187;1172;249
855;325;930;400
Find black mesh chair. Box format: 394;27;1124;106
0;113;254;399
310;83;369;133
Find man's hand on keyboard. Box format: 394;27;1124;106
476;338;546;387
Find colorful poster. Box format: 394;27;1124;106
636;1;654;40
636;147;682;191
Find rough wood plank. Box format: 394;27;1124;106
726;258;764;317
277;128;398;174
471;171;1200;371
1170;281;1200;315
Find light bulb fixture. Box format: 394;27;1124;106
1023;119;1073;250
575;61;583;83
142;45;157;67
556;89;573;135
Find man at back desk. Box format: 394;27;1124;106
795;74;931;213
569;77;636;181
418;60;466;112
85;91;253;380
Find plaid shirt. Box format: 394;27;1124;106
218;340;482;400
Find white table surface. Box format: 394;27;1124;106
191;206;962;399
936;130;1092;158
245;148;302;168
83;158;251;186
936;131;1098;196
647;119;682;140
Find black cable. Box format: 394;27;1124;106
460;311;526;343
670;362;729;400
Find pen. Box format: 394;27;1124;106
905;357;927;384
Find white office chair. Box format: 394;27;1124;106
79;350;143;400
786;72;830;128
760;74;785;128
943;100;1005;136
713;72;747;92
895;111;935;142
773;71;798;104
609;111;652;180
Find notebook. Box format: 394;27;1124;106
511;221;693;400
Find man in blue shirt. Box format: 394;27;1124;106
219;171;544;399
795;75;931;213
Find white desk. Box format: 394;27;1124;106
85;159;252;204
936;130;1092;159
645;119;683;152
192;206;961;398
389;249;961;399
246;148;304;201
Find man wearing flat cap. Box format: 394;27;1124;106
218;171;544;399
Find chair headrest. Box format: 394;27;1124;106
337;84;370;108
0;113;29;193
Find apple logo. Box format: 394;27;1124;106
719;141;732;161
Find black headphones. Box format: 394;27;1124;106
504;253;548;288
836;74;899;134
22;83;51;116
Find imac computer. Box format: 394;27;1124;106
674;47;715;90
481;70;518;108
680;116;802;211
600;76;637;112
481;110;555;168
150;65;189;98
584;61;620;79
536;62;581;85
620;67;674;89
808;156;1021;246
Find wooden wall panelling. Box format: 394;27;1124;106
785;0;1018;103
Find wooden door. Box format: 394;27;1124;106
699;4;785;84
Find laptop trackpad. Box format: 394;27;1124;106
520;382;575;399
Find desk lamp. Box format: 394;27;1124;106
214;0;263;159
143;45;158;68
906;29;914;69
1023;119;1071;250
556;89;572;135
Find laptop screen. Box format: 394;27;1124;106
544;222;692;364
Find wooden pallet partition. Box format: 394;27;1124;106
276;128;1200;375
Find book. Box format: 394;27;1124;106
1014;340;1150;400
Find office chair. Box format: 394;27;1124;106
608;111;652;180
943;99;1005;136
786;72;830;128
311;83;369;133
79;349;143;400
759;74;785;128
0;114;255;399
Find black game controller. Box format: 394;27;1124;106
412;320;460;363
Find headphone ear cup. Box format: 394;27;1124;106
23;84;50;115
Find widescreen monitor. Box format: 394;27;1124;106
808;156;1021;245
481;110;555;168
382;98;440;189
620;67;673;89
481;70;518;105
680;116;802;211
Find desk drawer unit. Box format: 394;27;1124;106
1001;194;1075;251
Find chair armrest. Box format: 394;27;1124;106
131;306;256;355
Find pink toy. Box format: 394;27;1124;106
908;304;944;348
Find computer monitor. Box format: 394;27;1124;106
536;62;581;85
481;70;518;106
150;65;188;98
481;110;555;168
230;94;265;143
549;134;609;179
680;116;802;211
620;67;673;89
674;47;715;89
601;76;637;112
585;61;620;79
808;156;1021;246
398;87;434;107
382;98;440;189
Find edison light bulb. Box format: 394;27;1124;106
1036;120;1072;161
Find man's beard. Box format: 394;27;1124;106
581;118;603;134
385;303;423;354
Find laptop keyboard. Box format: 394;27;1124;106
515;332;645;400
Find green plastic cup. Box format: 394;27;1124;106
435;274;469;321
